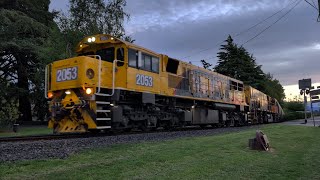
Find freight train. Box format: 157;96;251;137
45;34;284;133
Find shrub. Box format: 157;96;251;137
0;98;20;128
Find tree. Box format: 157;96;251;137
214;35;285;102
57;0;132;57
0;0;55;122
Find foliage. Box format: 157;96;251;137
262;73;286;105
215;35;265;88
0;0;132;123
203;35;285;103
0;5;54;122
0;98;20;127
0;80;20;127
200;59;212;69
283;111;310;121
57;0;132;57
282;101;308;120
1;125;320;179
283;101;304;112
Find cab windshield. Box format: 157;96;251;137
78;47;115;63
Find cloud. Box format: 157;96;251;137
125;0;320;86
49;0;320;87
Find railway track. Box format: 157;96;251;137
0;126;218;143
0;124;266;143
1;125;261;162
0;133;96;143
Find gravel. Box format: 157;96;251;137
0;126;259;162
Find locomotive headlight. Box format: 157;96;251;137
88;38;92;43
86;88;93;94
86;68;95;79
91;37;96;42
65;90;71;95
47;92;53;98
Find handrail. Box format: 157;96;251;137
95;59;124;97
44;64;49;98
86;55;102;93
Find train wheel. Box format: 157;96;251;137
200;125;207;128
139;120;149;132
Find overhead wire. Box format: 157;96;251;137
190;0;302;64
304;0;319;10
241;0;302;46
182;0;299;60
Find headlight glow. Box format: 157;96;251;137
88;38;92;43
86;88;93;94
65;90;71;95
91;37;96;42
47;92;53;98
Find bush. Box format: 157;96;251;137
0;98;20;128
283;111;311;121
283;101;304;112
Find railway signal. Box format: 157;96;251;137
298;79;311;124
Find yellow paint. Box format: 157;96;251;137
47;34;253;133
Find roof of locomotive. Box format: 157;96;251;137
76;34;160;56
76;34;243;84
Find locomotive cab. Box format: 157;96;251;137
45;35;132;133
46;34;163;133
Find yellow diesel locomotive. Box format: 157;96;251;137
45;34;283;133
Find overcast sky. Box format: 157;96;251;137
50;0;320;93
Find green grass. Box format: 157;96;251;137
0;126;52;137
1;125;320;179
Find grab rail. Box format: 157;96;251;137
95;59;124;97
44;64;49;98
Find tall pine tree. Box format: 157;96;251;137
0;0;55;122
214;35;285;102
215;35;265;90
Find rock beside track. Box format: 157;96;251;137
0;126;260;162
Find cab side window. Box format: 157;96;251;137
128;48;159;73
143;54;152;71
152;57;159;73
128;48;138;67
117;48;124;66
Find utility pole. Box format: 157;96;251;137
304;90;307;124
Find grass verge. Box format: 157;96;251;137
0;126;51;137
1;124;320;179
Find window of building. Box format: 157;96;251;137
96;47;115;63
